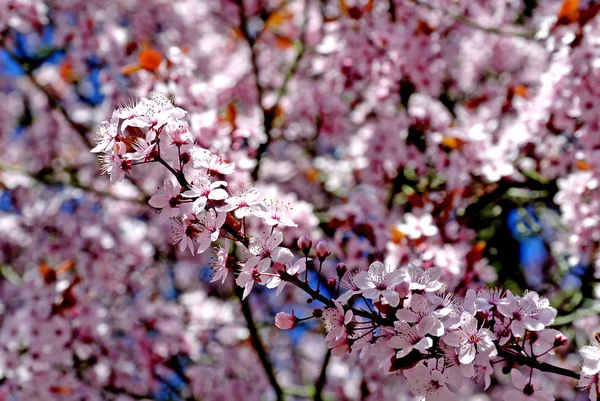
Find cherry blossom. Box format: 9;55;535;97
403;361;459;401
503;369;554;401
354;261;403;307
581;341;600;376
274;311;297;330
443;311;497;364
5;0;600;399
196;210;226;254
243;231;293;271
148;178;183;221
183;175;229;214
219;188;263;219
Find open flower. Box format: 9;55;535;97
354;261;403;307
244;231;293;271
444;311;496;364
191;149;235;175
197;210;226;254
581;340;600;376
183;175;229;214
91;120;118;153
148;178;182;221
503;369;554;401
219;188;263;218
210;241;230;284
497;292;556;337
266;258;307;295
403;361;459;401
322;301;353;342
254;200;297;227
388;322;433;359
170;217;196;255
395;294;444;338
402;264;443;293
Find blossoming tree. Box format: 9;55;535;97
0;0;599;400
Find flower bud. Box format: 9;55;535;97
274;311;297;330
315;240;331;261
327;278;337;291
335;263;348;277
554;333;569;348
312;308;323;318
394;281;411;299
297;235;312;256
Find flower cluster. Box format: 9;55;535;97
91;96;598;401
4;0;600;399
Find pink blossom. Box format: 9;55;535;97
218;188;263;218
274;311;297;330
171;217;196;255
503;370;554;401
254;200;298;227
191;149;235;175
388;322;434;359
581;341;600;376
183;175;229;214
354;261;403;307
197;210;226;254
210;241;230;284
148;178;183;221
443;311;496;364
244;231;293;271
322;301;353;342
497;292;556;338
403;362;459;401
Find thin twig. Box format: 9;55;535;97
239;0;311;181
0;162;145;204
496;346;580;380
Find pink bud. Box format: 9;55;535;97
327;278;337;290
298;235;312;255
554;333;569;348
315;240;331;260
274;311;297;330
394;281;411;299
335;263;348;277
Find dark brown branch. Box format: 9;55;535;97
0;162;145;204
234;0;311;181
497;346;580;380
314;349;331;401
235;285;285;401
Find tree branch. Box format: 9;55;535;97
314;349;331;401
497;346;580;380
235;285;286;401
234;0;311;181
